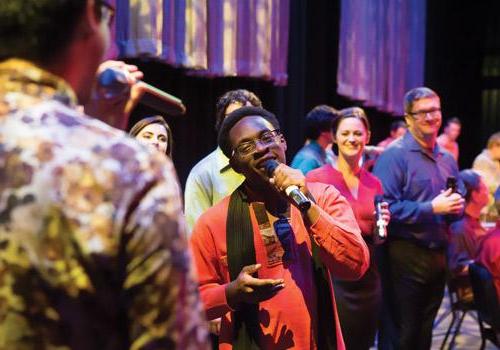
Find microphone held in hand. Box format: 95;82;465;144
374;195;387;241
264;159;311;212
96;67;186;116
446;176;457;193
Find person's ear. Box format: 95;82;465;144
404;114;411;125
331;131;337;144
78;0;101;38
366;130;372;145
229;156;243;174
279;135;287;152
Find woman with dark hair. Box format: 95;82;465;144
129;116;173;158
306;107;390;350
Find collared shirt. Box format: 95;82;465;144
306;164;383;237
0;59;208;349
290;140;327;175
184;147;244;233
373;132;464;249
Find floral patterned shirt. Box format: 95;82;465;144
0;59;208;349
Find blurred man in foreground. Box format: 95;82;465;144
0;1;207;348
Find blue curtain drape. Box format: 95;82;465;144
337;0;426;115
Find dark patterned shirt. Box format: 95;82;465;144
0;59;208;349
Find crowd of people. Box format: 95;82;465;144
1;1;500;350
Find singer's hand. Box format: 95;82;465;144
84;60;145;130
431;188;465;215
225;264;284;309
269;163;308;197
268;163;320;222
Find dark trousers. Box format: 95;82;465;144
377;239;446;350
334;243;381;350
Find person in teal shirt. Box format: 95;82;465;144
291;105;338;175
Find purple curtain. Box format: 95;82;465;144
337;0;427;115
112;0;289;86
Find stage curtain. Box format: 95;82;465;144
113;0;289;86
337;0;427;115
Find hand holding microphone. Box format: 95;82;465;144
84;60;145;130
374;195;390;242
264;159;311;212
84;60;186;130
431;176;464;215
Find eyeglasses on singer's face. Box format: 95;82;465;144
96;0;115;27
232;129;281;157
407;108;441;120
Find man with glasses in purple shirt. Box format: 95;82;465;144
373;87;465;349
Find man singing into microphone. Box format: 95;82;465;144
190;106;369;349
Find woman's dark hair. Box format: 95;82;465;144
458;169;481;202
331;107;371;135
129;116;173;158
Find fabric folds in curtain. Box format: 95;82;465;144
337;0;427;115
114;0;289;85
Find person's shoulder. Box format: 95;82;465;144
25;100;130;144
437;133;446;144
361;168;382;187
291;145;309;162
439;146;457;164
27;101;173;185
384;135;407;152
308;181;341;198
306;164;337;182
484;227;500;242
191;196;230;234
472;150;490;166
378;136;408;162
188;149;219;178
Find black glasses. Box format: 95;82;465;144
232;129;281;157
96;0;115;27
407;108;441;120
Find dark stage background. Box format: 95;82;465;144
125;0;500;190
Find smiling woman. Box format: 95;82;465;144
129;115;173;158
306;106;391;350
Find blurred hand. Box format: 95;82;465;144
377;201;391;226
84;60;145;130
431;188;465;215
225;264;284;309
208;318;221;335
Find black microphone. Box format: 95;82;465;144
96;68;186;116
374;195;387;240
264;159;311;212
446;176;457;193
